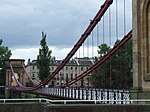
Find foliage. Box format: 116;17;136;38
26;81;34;87
97;44;110;57
37;32;52;81
0;39;12;86
24;93;38;98
90;43;111;88
89;39;133;89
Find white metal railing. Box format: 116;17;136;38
31;87;131;102
0;98;50;103
14;87;131;101
0;98;150;104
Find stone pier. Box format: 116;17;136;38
132;0;150;99
5;59;26;98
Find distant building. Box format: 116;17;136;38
26;57;94;87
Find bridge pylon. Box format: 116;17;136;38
5;59;26;98
132;0;150;99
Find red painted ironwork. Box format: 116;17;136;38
9;62;26;88
9;0;132;102
63;30;132;87
10;0;113;91
21;62;38;85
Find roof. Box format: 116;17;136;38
54;59;78;66
27;57;93;66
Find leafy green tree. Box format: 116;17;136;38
37;32;52;81
97;44;110;57
90;44;111;88
111;39;133;89
90;39;133;89
0;39;12;86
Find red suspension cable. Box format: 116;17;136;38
20;0;114;91
64;30;132;87
21;62;38;85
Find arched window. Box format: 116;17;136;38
147;2;150;74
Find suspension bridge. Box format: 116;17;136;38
4;0;150;104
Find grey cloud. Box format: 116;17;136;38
0;0;132;48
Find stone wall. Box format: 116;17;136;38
0;103;42;112
132;0;150;92
0;103;150;112
44;104;150;112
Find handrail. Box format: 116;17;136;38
0;98;150;104
0;98;49;103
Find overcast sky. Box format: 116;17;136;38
0;0;132;63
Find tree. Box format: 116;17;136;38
89;39;133;89
37;32;52;81
97;44;110;57
90;43;111;88
0;39;12;86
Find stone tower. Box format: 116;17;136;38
132;0;150;98
5;59;26;98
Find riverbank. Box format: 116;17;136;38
0;103;150;112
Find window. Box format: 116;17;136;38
32;66;35;70
71;74;73;80
81;67;83;71
75;67;77;70
66;73;69;82
32;74;35;78
66;66;68;70
51;66;54;71
57;82;59;85
71;67;73;70
75;74;77;78
57;77;59;80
